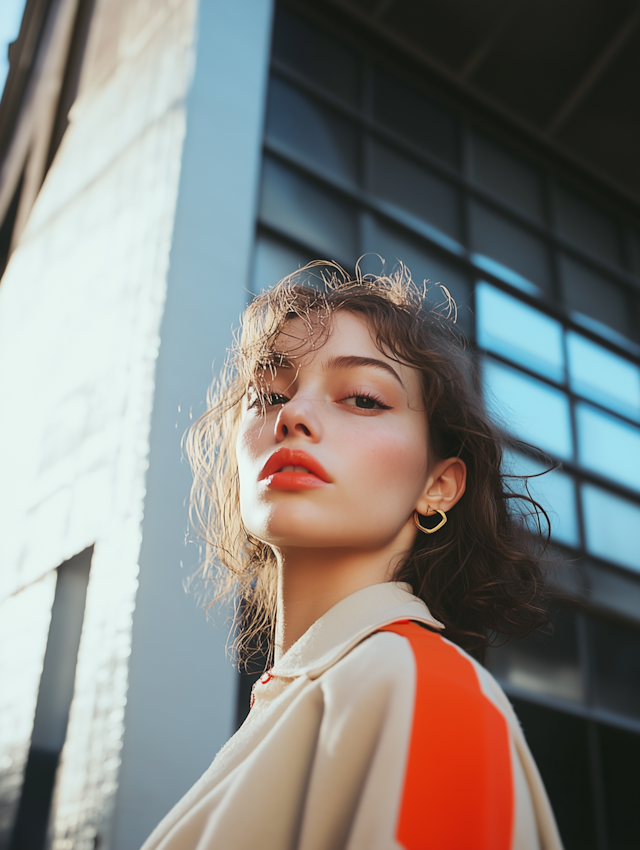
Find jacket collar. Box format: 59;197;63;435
271;582;444;680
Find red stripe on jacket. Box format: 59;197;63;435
378;621;514;850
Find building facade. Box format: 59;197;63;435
0;2;639;849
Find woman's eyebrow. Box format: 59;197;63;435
326;355;405;388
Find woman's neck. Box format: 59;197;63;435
272;543;409;663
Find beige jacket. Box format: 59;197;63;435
141;582;563;850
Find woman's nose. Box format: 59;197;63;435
274;397;321;442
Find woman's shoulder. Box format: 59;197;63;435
324;620;516;725
314;626;421;709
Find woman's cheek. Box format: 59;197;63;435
353;424;426;492
236;414;263;465
236;421;261;503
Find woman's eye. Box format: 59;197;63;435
248;391;288;409
344;394;389;410
354;396;376;409
265;393;289;406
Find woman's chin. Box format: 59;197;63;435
244;503;410;551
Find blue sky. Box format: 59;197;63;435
0;0;27;96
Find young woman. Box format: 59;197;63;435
142;263;563;850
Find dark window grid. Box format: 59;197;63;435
470;261;640;362
259;166;640;515
257;231;640;458
251;279;640;735
583;610;640;721
270;60;457;199
280;0;640;263
257;205;470;312
621;222;640;275
271;13;640;837
254;221;640;582
500;682;640;739
282;0;640;232
482;348;640;437
256;218;354;272
563;328;592;591
499;428;639;515
576;610;609;850
258;154;640;501
263;141;640;365
253;223;324;273
541;171;567;306
457;124;476;355
490;449;640;573
491;597;640;711
575;611;592;707
360;51;374;120
482;355;640;530
358;63;374;249
584;612;631;850
624;248;640;339
261;142;466;265
582;586;640;636
569;608;610;849
257;211;471;322
257;208;640;454
557;261;572;387
587;721;609;850
480;349;640;568
469;266;640;364
269;62;640;299
458;122;473;263
360;133;464;252
557;546;640;610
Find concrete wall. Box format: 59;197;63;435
111;2;274;848
0;0;272;847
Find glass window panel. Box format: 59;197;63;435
476;283;564;381
265;77;359;184
483;359;574;459
559;255;630;339
554;184;622;267
488;609;583;702
259;157;357;262
470;132;543;221
628;228;640;281
502;450;580;547
576;403;640;493
470;202;552;295
567;332;640;421
372;68;458;167
585;559;640;626
581;484;640;572
370;141;461;244
251;233;312;294
598;724;640;850
511;700;597;850
271;7;359;106
590;616;640;719
361;217;471;331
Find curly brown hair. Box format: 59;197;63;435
186;261;550;666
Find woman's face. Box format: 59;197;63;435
236;311;433;553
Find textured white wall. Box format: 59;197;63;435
0;0;199;847
110;1;274;847
0;0;274;846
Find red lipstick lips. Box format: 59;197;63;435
259;448;331;491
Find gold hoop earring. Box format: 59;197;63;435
413;508;447;534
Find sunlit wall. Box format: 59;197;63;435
0;0;272;848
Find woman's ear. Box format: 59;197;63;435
415;457;467;516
